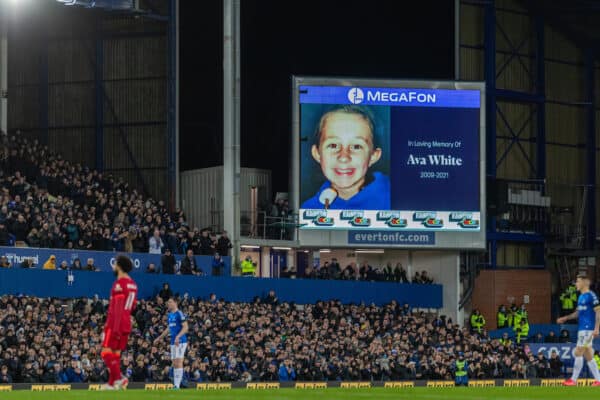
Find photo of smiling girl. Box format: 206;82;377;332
301;105;390;210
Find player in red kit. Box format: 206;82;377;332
101;255;138;390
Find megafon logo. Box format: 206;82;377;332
347;87;364;104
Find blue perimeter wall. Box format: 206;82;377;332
0;246;232;276
0;247;443;306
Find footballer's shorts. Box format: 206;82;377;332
577;330;594;347
102;329;130;351
170;343;188;360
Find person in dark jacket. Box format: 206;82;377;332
158;283;173;302
11;214;28;242
161;248;176;274
199;230;214;255
211;253;225;277
216;231;232;257
180;249;201;275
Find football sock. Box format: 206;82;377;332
108;352;122;385
174;368;183;388
571;356;584;381
587;359;600;381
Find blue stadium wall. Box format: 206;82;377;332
0;248;442;307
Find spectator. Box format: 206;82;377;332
180;249;200;275
549;350;563;378
412;272;422;283
327;258;341;280
11;214;28;242
394;263;408;283
158;283;173;302
59;261;69;270
0;256;10;268
264;290;278;306
544;331;558;343
278;359;296;381
84;258;97;272
148;229;164;255
0;365;12;383
420;271;433;284
342;263;356;280
199;230;214;255
559;329;570;343
280;266;292;278
0;222;9;246
211;253;225;277
43;255;57;270
26;228;41;248
65;358;86;383
531;332;544;344
161;248;176;275
216;231;232;257
359;261;372;280
52;363;68;384
146;263;158;274
71;258;83;270
20;258;34;268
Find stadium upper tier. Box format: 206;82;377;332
0;133;207;254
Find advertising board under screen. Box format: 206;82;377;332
297;81;483;237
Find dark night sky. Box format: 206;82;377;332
180;0;455;193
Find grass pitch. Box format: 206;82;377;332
2;387;600;400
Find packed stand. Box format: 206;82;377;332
302;259;434;284
0;132;231;257
0;291;566;385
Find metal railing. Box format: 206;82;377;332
240;211;298;241
494;179;594;249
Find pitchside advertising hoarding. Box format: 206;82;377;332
292;77;486;249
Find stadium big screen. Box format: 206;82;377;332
293;77;486;249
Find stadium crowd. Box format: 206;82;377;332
0;133;231;257
302;259;433;284
0;292;564;385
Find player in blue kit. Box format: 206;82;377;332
154;298;189;389
557;274;600;386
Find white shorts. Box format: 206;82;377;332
170;343;187;360
577;330;594;347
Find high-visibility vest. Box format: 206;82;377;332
499;338;512;347
497;312;507;328
241;260;255;275
517;322;529;344
560;292;575;310
455;360;467;377
471;314;485;333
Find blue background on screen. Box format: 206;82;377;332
390;107;480;211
